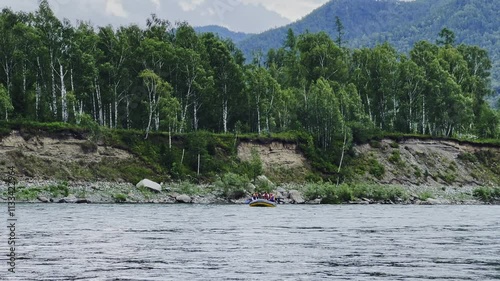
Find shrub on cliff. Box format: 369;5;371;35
214;172;251;200
473;187;500;203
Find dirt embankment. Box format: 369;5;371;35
237;141;310;181
0;129;498;188
354;139;499;187
0;131;139;181
238;138;499;187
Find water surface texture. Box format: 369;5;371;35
2;204;500;280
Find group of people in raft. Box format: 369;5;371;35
251;192;276;202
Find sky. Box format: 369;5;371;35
0;0;330;33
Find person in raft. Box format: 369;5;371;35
263;192;270;200
252;193;260;201
269;194;275;202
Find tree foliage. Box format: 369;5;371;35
0;2;497;157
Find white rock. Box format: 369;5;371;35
289;190;305;204
136;179;162;193
176;194;192;203
37;196;49;203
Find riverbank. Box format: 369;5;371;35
1;126;499;205
0;180;497;205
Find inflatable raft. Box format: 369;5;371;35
249;199;277;207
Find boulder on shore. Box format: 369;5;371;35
176;194;192;204
58;195;77;204
136;179;162;193
37;196;50;203
289;190;305;204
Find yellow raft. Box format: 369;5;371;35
249;199;277;207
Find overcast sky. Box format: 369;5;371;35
0;0;329;33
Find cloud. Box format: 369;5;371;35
105;0;128;18
178;0;205;12
151;0;161;9
0;0;326;33
239;0;327;21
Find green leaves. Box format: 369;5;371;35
0;84;13;120
0;1;497;160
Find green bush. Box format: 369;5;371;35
46;182;70;198
350;122;381;144
17;187;41;200
458;152;477;163
473;187;500;202
171;181;204;196
418;191;434;201
352;184;408;202
414;166;423;178
369;159;386;179
304;183;408;204
369;140;382;149
389;150;402;164
441;172;457;184
390;142;400;149
303;182;324;201
114;193;127;203
215;173;251;200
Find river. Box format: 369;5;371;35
1;204;500;280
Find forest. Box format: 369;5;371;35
0;1;498;158
238;0;500;98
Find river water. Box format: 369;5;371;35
1;204;500;280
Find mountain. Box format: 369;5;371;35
194;25;253;43
236;0;500;99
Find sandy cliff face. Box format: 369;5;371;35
1;129;498;187
0;131;137;181
237;141;307;170
238;138;499;187
237;141;310;181
354;139;499;187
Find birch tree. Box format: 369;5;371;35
34;0;64;119
202;34;243;133
140;69;172;139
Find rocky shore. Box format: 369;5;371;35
0;178;491;205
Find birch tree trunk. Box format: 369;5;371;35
193;99;199;131
114;98;118;129
3;57;13;99
70;68;75;92
222;84;228;133
109;103;113;128
256;94;261;135
59;63;68;122
126;98;131;129
94;77;103;125
50;52;58;117
22;63;26;98
35;82;41;120
222;99;228;134
145;95;154;139
422;95;426;135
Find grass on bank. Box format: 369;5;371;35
303;182;409;204
473;187;500;203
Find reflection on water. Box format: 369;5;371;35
2;204;500;280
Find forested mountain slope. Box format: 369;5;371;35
194;25;252;43
238;0;500;95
